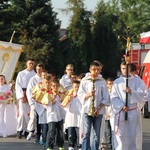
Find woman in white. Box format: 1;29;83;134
0;75;17;137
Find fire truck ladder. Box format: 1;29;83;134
130;49;140;66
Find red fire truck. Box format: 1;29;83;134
130;43;150;117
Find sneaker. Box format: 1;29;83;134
26;132;33;140
40;137;44;145
47;148;53;150
34;135;40;143
68;147;74;150
59;147;64;150
43;143;46;149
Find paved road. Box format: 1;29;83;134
142;117;150;150
0;117;150;150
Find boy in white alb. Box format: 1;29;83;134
45;79;66;150
111;61;148;150
78;61;110;150
15;59;35;139
26;63;44;141
32;75;51;148
61;80;82;150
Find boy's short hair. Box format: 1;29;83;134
47;70;56;77
90;61;100;67
106;77;114;83
120;61;126;67
45;76;51;81
72;80;80;85
93;60;103;67
128;63;137;72
26;58;35;62
36;63;45;69
77;73;85;80
52;79;60;84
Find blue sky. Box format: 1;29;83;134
51;0;100;28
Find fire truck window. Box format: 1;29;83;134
138;66;145;79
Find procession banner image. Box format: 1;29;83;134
0;41;23;82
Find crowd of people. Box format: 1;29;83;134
0;58;149;150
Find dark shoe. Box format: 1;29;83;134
17;131;23;139
24;131;29;138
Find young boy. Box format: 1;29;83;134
62;80;82;150
32;73;50;148
45;79;66;150
103;77;114;150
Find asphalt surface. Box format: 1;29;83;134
0;117;150;150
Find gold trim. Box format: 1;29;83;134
2;53;10;61
0;45;23;52
11;51;22;81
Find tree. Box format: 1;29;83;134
65;0;92;73
111;0;150;41
0;0;17;42
12;0;63;74
92;0;119;77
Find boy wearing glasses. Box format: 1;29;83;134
60;64;74;91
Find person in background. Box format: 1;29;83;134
77;73;85;82
59;64;74;139
103;77;114;150
15;58;36;139
60;64;74;91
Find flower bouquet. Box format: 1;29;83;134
0;91;13;104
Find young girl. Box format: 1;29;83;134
0;75;17;137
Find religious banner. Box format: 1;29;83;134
0;41;23;82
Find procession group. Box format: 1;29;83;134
0;58;149;150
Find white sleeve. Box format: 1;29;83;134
26;78;36;105
15;73;24;100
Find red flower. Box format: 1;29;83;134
0;96;4;100
7;91;11;95
41;88;46;91
47;90;53;94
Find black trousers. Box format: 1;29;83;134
46;120;64;149
68;127;79;148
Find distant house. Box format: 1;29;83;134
59;28;67;42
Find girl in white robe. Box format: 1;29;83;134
0;75;17;137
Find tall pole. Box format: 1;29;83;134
9;31;16;43
125;27;130;121
118;26;134;120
